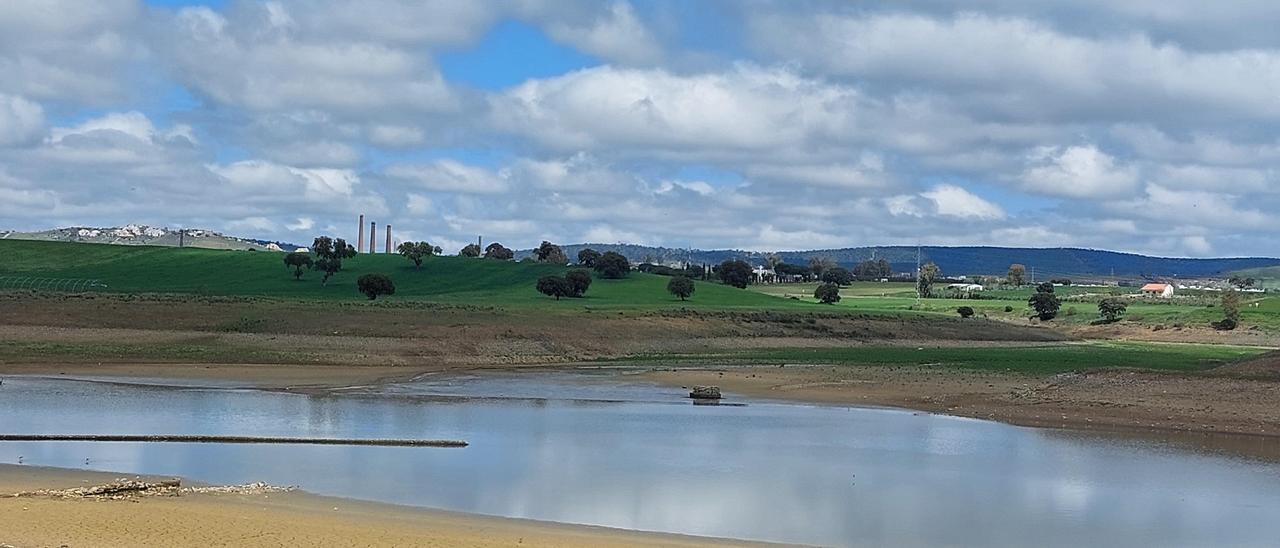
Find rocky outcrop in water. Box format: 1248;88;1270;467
689;386;722;399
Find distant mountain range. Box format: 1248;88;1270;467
0;225;305;252
524;244;1280;280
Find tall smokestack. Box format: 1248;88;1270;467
385;224;392;254
369;222;377;254
357;214;364;253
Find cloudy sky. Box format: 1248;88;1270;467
1;0;1278;256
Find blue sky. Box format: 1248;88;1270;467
2;0;1279;257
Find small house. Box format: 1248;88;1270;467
1141;283;1174;298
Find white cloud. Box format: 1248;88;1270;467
385;160;508;194
491;65;863;158
541;1;662;65
922;185;1006;220
405;194;434;215
752;11;1280;121
163;5;456;114
0;94;44;146
368;125;426;147
1020;145;1138;198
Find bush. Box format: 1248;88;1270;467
564;269;593;297
667;276;695;301
356;273;395;300
1004;305;1014;313
814;282;841;304
1098;298;1127;323
595;251;631;279
820;267;854;286
957;306;975;318
1212;318;1238;331
717;260;752;289
536;276;572;300
577;248;601;267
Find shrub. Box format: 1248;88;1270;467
577;248;601;267
667;276;695;301
717;260;753;289
957;306;975;318
565;269;593;297
595;251;631;279
356;273;395;300
1004;305;1014;313
1212;318;1238;331
814;282;841;304
1098;298;1127;323
1028;282;1061;321
536;276;572;300
283;252;312;280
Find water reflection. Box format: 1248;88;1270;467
2;375;1279;546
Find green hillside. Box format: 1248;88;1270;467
0;240;798;310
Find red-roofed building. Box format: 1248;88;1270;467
1141;283;1174;298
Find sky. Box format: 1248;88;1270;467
1;0;1278;257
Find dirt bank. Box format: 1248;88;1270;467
0;465;756;548
640;365;1280;440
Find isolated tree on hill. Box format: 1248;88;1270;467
311;236;357;285
565;269;593;297
667;276;695;301
917;262;940;298
717;260;752;289
1028;282;1061;321
595;251;631;279
957;306;975;318
577;248;601;267
808;257;836;280
821;266;854;286
534;241;569;264
536;275;572;300
1098;298;1127;323
283;252;312;280
459;243;481;257
1007;264;1027;286
483;242;514;260
356;273;395;300
396;241;438;269
814;282;841;304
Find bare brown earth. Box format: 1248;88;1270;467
0;292;1064;367
641;365;1280;441
0;466;756;548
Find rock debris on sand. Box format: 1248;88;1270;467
3;478;294;501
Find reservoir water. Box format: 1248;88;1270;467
2;372;1280;546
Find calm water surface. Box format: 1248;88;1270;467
2;372;1280;547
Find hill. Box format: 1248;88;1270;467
0;225;303;252
536;244;1280;280
0;240;790;309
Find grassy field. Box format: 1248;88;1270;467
620;341;1268;375
3;240;1276;331
753;281;1280;330
0;240;799;311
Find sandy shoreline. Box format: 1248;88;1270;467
0;465;763;547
